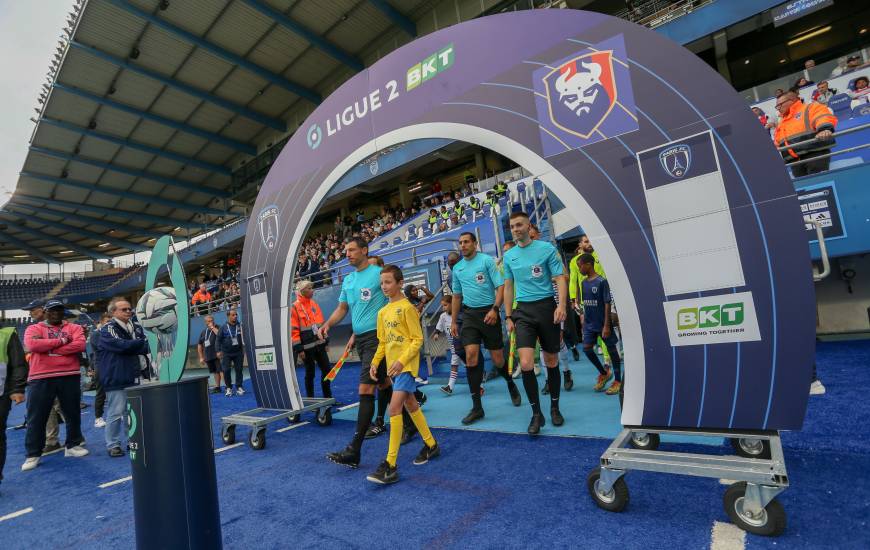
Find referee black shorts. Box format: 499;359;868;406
460;305;504;350
513;297;561;354
355;330;388;385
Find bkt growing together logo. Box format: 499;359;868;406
677;302;744;330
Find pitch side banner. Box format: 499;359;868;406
241;10;815;431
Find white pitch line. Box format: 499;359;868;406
214;443;243;454
98;476;132;489
0;507;33;522
337;402;359;411
276;421;310;433
719;479;737;485
710;520;746;550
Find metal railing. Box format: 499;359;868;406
189;292;241;316
777;122;870;168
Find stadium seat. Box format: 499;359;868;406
533;179;544;198
852;104;870;118
393;236;403;245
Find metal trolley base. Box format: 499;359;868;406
588;427;789;537
220;397;336;451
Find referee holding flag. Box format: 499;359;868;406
503;212;568;435
450;232;521;425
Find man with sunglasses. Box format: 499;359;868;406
773;90;837;177
217;309;246;396
97;297;149;457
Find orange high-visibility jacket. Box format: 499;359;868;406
191;289;211;305
773;100;837;161
291;295;325;349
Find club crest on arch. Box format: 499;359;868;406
533;35;639;157
543;51;617;139
659;144;691;178
257;205;279;252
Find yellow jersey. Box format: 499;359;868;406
371;298;424;376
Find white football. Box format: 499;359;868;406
135;286;178;333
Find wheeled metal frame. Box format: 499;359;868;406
591;427;789;535
220;397;336;451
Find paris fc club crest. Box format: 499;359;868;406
659;144;691;178
257;205;279;252
533;35;639;157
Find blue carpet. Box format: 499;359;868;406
0;340;868;549
334;357;715;445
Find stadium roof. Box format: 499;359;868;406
0;0;440;265
1;0;632;266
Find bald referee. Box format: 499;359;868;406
503;212;568;435
450;232;521;425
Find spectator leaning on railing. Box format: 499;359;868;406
773;90;837;177
191;283;212;315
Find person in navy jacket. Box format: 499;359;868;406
217;309;245;396
97;298;149;457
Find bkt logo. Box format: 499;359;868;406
659;144;691;178
677;302;744;330
541;51;617;139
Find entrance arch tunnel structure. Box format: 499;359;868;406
240;10;814;432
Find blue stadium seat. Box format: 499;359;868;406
393;236;403;245
380;241;389;249
533;179;544;198
482;204;491;218
852;104;870;118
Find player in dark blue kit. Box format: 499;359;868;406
577;254;622;396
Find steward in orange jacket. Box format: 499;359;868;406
773;92;837;177
291;280;332;399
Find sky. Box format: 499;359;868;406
0;0;93;276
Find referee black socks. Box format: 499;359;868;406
377;385;393;422
467;366;484;409
521;370;542;415
547;367;561;403
351;394;376;453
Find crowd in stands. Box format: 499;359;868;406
189;261;241;315
292;178;517;285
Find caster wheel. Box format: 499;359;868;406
723;482;786;536
730;437;771;459
221;424;236;445
287;414;301;424
316;408;333;426
587;468;629;512
629;432;660;451
249;428;266;450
